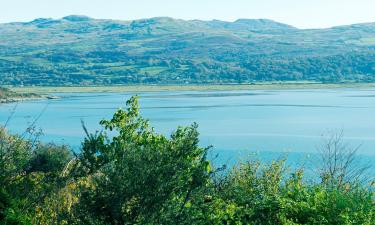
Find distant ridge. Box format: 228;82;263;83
10;15;375;29
62;15;93;22
233;18;296;29
0;15;375;85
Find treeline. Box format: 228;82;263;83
1;97;374;224
1;52;375;86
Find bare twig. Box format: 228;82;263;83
317;130;373;188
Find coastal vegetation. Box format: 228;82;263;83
9;82;375;95
1;16;375;86
1;97;374;225
0;87;40;103
0;87;18;99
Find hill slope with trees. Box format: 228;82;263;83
1;16;375;85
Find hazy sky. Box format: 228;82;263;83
1;0;375;28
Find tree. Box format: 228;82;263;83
0;127;74;225
74;96;212;224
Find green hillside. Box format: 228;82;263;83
1;16;375;85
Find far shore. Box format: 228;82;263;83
0;95;48;104
8;82;375;95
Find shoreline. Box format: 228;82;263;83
0;96;48;104
1;86;47;103
9;82;375;94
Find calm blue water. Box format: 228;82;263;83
1;89;375;170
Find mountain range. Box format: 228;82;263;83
1;15;375;85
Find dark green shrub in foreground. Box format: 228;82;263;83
0;97;374;224
213;163;374;224
0;188;31;225
0;127;73;225
74;96;211;224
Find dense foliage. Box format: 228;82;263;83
1;16;375;85
1;97;374;224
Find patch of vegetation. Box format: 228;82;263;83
0;97;374;224
1;17;375;86
0;87;23;103
0;87;16;99
0;87;39;103
9;82;375;95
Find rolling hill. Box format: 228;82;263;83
1;15;375;86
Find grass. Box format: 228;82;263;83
360;37;375;45
139;66;168;75
9;82;375;94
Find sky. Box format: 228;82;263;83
1;0;375;28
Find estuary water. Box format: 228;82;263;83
1;89;375;168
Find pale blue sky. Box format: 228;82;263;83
1;0;375;28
